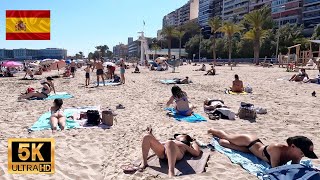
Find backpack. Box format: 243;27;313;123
265;164;320;180
86;110;100;125
238;102;256;120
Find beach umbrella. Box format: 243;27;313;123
155;57;167;64
29;63;39;67
148;60;158;67
103;62;116;67
2;61;23;67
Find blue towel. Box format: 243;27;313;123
165;107;206;123
160;79;177;84
29;109;80;131
45;93;73;100
210;138;317;179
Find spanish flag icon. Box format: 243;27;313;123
6;10;50;40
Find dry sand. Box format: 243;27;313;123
0;64;319;180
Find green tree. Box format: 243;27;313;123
175;30;186;59
217;21;243;69
311;24;320;40
161;26;178;59
95;45;109;57
278;24;304;54
208;17;222;64
151;44;161;60
79;51;83;59
243;6;273;64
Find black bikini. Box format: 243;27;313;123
247;139;271;163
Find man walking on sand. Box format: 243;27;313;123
70;59;76;78
94;58;105;86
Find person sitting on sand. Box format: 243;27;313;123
208;129;318;167
18;80;51;100
166;85;194;116
305;74;320;84
231;74;244;92
195;64;206;71
50;98;66;133
132;65;140;73
173;77;189;84
289;68;309;82
23;66;34;79
205;66;216;75
46;77;56;94
136;127;201;177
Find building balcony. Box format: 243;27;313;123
303;0;320;6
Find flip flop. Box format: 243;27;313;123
121;163;145;174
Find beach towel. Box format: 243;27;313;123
45;92;73;100
225;89;247;95
29;109;80;131
264;164;320;180
210;138;270;179
165;107;206;123
95;81;121;86
133;149;210;177
160;79;177;84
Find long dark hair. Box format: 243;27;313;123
54;98;63;110
171;85;186;99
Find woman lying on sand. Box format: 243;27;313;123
166;85;194;116
173;77;189;84
289;68;309;82
208;129;318;167
18;80;51;100
50;98;66;133
135;127;201;177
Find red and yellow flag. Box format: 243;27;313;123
6;10;50;40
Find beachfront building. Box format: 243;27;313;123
249;0;272;11
113;44;128;59
10;48;67;60
198;0;215;34
13;49;41;60
162;0;199;28
40;48;67;59
222;0;250;22
0;49;14;60
128;40;140;58
302;0;320;35
271;0;303;28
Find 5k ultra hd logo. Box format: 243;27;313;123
8;138;55;174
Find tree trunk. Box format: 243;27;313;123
168;37;172;59
228;38;232;70
254;40;260;65
212;36;216;65
179;37;182;59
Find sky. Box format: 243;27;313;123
0;0;187;56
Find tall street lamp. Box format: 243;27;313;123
276;5;286;63
199;27;204;62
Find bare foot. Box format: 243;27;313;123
168;171;174;178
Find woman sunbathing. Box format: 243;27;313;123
166;85;194;116
18;80;51;100
289;68;309;82
173;77;189;84
136;127;201;177
50;98;66;133
46;77;56;94
208;129;318;167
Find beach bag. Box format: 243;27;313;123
113;75;120;83
86;110;100;125
244;84;252;93
238;102;256;120
265;164;320;180
101;109;117;126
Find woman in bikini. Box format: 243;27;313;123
136;127;201;177
18;80;51;100
166;85;194;116
208;129;318;167
50;98;66;133
46;77;56;94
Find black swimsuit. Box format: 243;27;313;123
247;139;271;163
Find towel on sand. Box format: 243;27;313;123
134;149;210;177
225;90;247;95
210;138;317;179
45;92;73;100
264;164;320;180
160;79;177;84
29;109;80;131
95;81;121;86
165;107;206;123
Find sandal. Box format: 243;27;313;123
121;163;145;174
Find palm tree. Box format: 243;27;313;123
217;21;242;70
243;6;273;65
175;30;186;59
95;45;109;57
151;44;161;60
161;26;178;59
208;17;222;64
79;51;83;59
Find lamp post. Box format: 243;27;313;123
276;5;285;63
199;28;204;62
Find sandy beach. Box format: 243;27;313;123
0;64;319;180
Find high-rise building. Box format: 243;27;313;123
0;49;14;60
302;0;320;31
128;37;133;45
249;0;272;11
113;44;128;58
271;0;303;27
198;0;214;32
222;0;249;22
163;0;199;28
213;0;223;17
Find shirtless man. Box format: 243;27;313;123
70;59;76;78
231;74;244;92
94;59;105;86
